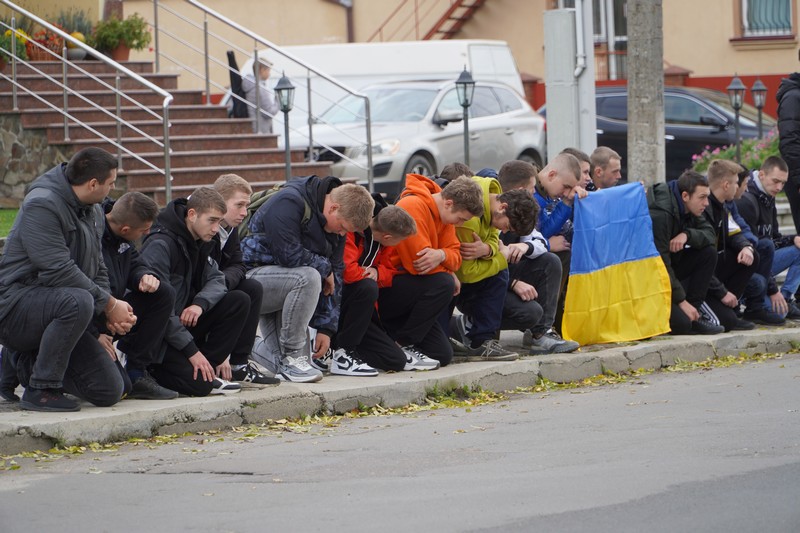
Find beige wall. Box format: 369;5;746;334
2;1;102;24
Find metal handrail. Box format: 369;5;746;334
149;0;374;191
0;0;175;202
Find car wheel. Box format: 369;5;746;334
404;153;436;177
517;150;543;169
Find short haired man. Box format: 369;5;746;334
379;175;483;366
560;147;592;188
737;156;800;320
0;147;135;411
647;170;724;335
242;57;279;134
140;187;250;396
102;192;178;400
703;160;760;331
589;146;622;190
211;174;279;386
243;177;375;383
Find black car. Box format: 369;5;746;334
542;86;776;180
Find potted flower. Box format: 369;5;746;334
92;13;151;62
0;27;29;70
27;25;65;61
56;8;93;61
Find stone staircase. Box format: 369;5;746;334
0;60;330;204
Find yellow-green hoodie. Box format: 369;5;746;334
455;176;508;284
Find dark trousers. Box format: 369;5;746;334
117;283;176;371
378;272;454;366
454;269;509;346
228;278;263;366
784;175;800;235
151;291;249;396
552;250;571;335
715;248;759;298
705;298;739;332
0;286;124;406
672;246;718;309
504;252;561;334
337;279;406;371
743;239;774;311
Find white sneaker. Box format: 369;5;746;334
401;345;441;371
279;352;323;383
330;348;378;377
309;347;332;373
210;377;242;395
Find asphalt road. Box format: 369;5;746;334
1;355;799;533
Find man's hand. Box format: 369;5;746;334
97;333;116;360
678;300;700;322
452;272;461;296
215;357;232;381
549;235;570;253
669;232;688;253
180;305;203;328
106;297;137;335
188;351;215;382
313;332;331;358
512;280;538;302
770;292;789;316
363;267;378;281
413;247;446;274
322;273;335;296
138;274;160;293
505;242;528;263
562;185;588;206
737;246;754;266
794;236;800;249
721;291;739;308
460;232;491;261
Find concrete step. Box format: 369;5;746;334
0;89;203;110
53;133;279;153
44;118;253;142
8;60;154;76
120;148;305;172
0;72;179;93
21;105;229;127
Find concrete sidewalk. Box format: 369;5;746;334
1;328;797;455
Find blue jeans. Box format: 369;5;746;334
455;269;509;346
772;245;800;298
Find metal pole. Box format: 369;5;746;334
734;108;741;163
116;74;123;170
757;108;763;140
365;96;373;193
306;72;314;159
253;45;262;133
62;46;69;141
283;109;292;182
153;0;160;72
11;15;17;111
462;106;470;167
203;13;211;105
163;106;172;204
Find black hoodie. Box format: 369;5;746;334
777;73;800;181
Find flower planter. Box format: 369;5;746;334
110;42;130;62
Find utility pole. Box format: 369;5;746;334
627;0;665;186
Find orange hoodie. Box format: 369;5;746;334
389;173;462;275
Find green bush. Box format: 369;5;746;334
92;13;151;52
692;128;780;173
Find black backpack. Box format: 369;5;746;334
227;51;249;119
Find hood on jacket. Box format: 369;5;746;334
152;198;198;246
776;72;800;103
290;175;343;227
667;179;687;217
399;173;442;219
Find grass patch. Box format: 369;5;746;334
0;209;18;237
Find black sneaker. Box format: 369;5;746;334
731;318;756;331
691;317;724;335
20;388;80;412
129;372;179;400
786;300;800;320
743;308;785;326
231;361;281;386
211;377;242;395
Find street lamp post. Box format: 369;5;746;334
751;78;767;140
274;73;296;183
455;67;475;167
727;75;746;163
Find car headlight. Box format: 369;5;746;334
346;139;401;159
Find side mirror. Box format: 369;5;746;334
433;110;463;126
699;114;727;129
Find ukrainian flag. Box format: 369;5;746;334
563;182;671;345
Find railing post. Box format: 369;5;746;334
306;71;314;160
11;15;18;111
203;13;211;104
116;74;123;170
414;0;419;40
163;106;172;204
153;0;160;72
62;46;70;141
365;97;373;193
253;45;262;134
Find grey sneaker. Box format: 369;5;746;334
401;345;441;370
528;329;580;355
129;371;179;400
279;352;323;383
466;339;519;362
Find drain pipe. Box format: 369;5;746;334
573;0;587;78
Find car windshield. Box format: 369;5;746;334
699;90;775;127
320;87;438;124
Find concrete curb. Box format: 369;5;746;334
1;328;798;455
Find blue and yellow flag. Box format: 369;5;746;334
563;182;671;345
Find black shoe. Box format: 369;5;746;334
691;317;724;335
129;372;179;400
0;386;19;402
731;318;756;330
231;361;281;386
786;300;800;320
20;388;80;412
743;308;785;326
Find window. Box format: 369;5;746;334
596;95;627;121
469;87;502;118
664;96;709;126
493;87;522;113
741;0;792;37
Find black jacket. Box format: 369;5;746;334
140;199;227;359
777;73;800;182
647;180;716;303
211;225;247;290
101;199;154;299
704;192;753;299
736;175;795;248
